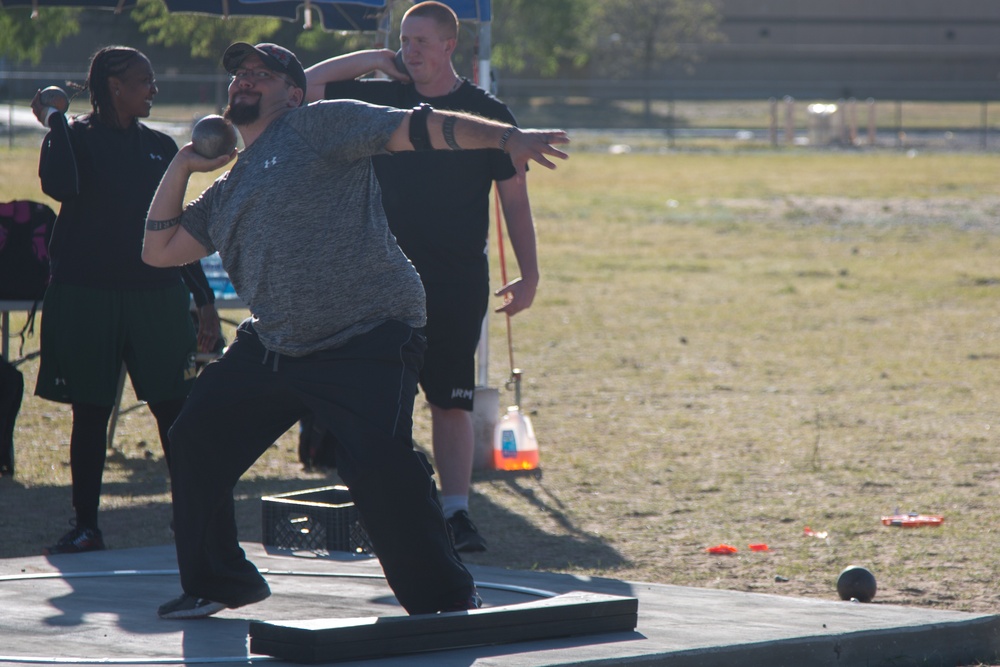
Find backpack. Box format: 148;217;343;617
0;200;55;358
0;200;55;301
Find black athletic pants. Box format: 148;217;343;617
167;319;474;614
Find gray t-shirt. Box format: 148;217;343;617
180;100;424;356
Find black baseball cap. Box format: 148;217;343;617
223;42;307;96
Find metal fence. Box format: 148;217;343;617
2;70;998;151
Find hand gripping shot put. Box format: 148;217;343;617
191;114;238;159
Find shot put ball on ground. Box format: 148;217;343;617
836;565;877;603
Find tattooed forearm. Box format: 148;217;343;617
145;216;182;231
442;116;461;150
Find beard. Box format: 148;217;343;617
224;98;260;126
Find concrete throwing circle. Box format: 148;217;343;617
0;568;555;665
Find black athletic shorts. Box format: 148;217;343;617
35;282;197;406
419;279;489;411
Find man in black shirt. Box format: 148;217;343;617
305;1;540;552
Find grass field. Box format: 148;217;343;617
2;141;1000;654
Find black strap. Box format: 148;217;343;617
409;103;433;151
14;300;40;363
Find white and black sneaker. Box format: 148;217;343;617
157;593;227;620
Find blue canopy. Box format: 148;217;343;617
0;0;138;12
443;0;490;22
240;0;387;31
161;1;384;32
160;1;488;32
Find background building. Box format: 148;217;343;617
501;0;1000;103
686;0;1000;100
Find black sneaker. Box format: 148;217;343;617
43;524;105;555
158;584;271;620
157;593;227;620
446;510;487;553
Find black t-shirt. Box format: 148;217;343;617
40;113;184;290
323;79;517;285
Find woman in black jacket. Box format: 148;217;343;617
30;46;220;555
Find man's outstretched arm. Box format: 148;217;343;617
385;107;569;174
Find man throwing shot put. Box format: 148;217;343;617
142;42;568;619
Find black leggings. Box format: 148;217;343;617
69;398;183;529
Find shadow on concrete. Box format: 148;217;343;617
0;468;328;559
3;445;625;584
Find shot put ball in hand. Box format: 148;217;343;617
394;50;409;77
191;114;238;159
39;86;70;113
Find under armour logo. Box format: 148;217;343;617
54;378;67;386
259;44;294;68
149;153;163;161
264;157;278;169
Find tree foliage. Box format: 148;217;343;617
131;0;367;67
0;8;81;65
2;0;724;79
491;0;593;76
130;0;282;63
590;0;724;79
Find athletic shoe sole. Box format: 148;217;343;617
158;598;227;620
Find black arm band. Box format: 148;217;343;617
409;103;433;151
146;216;182;231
